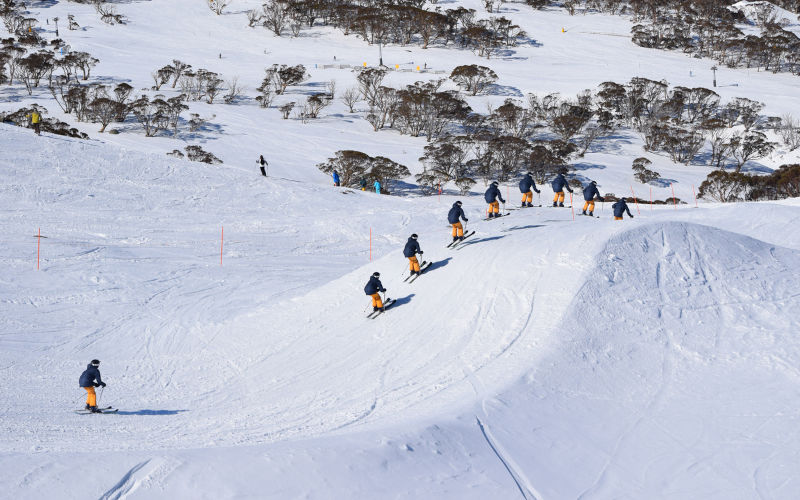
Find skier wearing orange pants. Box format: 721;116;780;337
364;272;386;311
78;359;105;413
447;201;468;243
484;181;505;218
581;180;604;216
551;172;573;207
403;234;424;276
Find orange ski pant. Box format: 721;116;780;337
488;201;500;214
583;201;595;212
553;191;565;203
614;216;623;220
451;222;464;237
83;386;96;407
522;191;533;204
371;293;383;308
408;256;420;272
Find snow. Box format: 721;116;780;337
2;0;800;498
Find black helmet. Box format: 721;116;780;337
455;201;462;206
411;233;418;239
591;180;597;185
372;272;380;278
491;181;499;186
526;172;532;176
91;359;100;366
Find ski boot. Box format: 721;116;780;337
552;201;558;207
89;406;102;413
373;306;380;312
559;202;565;207
527;202;533;207
452;236;458;243
588;211;594;216
581;210;587;215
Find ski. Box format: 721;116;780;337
367;299;396;319
579;213;600;218
446;231;475;248
483;214;509;221
408;262;433;283
402;261;427;282
75;407;118;414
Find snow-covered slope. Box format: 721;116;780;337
2;124;800;498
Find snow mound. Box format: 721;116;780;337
463;221;800;498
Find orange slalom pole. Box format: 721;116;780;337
630;185;641;215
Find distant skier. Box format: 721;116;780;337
374;180;381;194
551;171;573;207
403;233;424;277
78;359;106;413
359;178;367;191
447;200;468;242
27;109;41;135
519;172;540;207
484;181;505;218
612;197;634;220
581;180;604;216
332;170;340;187
364;272;387;312
258;155;268;177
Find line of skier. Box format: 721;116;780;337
364;172;633;313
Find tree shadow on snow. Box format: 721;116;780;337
485;83;523;97
116;409;189;416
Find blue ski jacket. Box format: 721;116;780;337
403;238;421;258
364;276;386;295
519;174;540;194
332;171;340;184
551;174;572;193
612;199;633;218
447;203;468;224
583;183;604;202
79;364;103;388
484;184;505;204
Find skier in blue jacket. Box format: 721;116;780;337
447;201;468;242
364;272;387;311
79;359;106;413
612;198;634;220
403;234;424;277
484;181;505;218
551;172;573;207
519;172;540;207
374;180;381;194
332;170;340;187
581;180;605;216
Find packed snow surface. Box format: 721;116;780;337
2;0;800;497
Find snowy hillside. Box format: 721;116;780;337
2;0;800;498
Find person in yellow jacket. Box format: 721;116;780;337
28;109;41;135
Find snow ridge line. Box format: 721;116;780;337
475;416;540;500
99;459;151;500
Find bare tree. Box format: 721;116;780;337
341;86;359;113
207;0;231;16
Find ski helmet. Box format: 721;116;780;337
372;272;380;278
491;181;499;186
526;172;533;176
91;359;100;366
591;180;597;185
411;233;418;239
455;201;462;206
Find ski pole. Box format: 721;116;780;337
97;386;104;407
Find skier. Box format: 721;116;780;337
258;155;268;177
581;180;604;216
403;233;424;277
374;180;381;194
612;197;634;220
27;109;41;135
447;200;468;242
332;170;340;187
551;171;573;207
484;181;505;218
78;359;106;413
364;272;387;312
519;172;540;207
359;178;367;191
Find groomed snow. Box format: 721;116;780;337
2;0;800;497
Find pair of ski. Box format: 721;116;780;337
579;213;600;219
507;204;542;211
446;231;475;249
483;214;510;220
367;299;396;319
75;406;118;414
403;261;432;283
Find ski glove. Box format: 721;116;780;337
464;218;469;222
93;383;100;387
630;215;634;218
418;251;424;255
99;382;106;387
